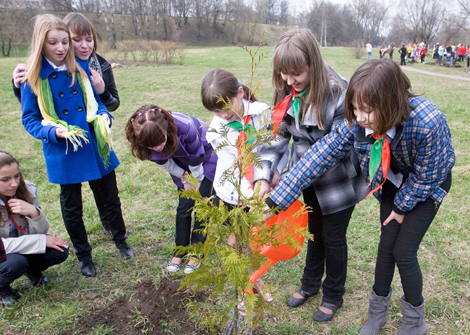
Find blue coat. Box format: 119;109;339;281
21;57;119;185
150;112;217;188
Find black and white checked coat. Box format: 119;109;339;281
262;66;367;215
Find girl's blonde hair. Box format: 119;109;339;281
272;28;340;129
24;14;86;95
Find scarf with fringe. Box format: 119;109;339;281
38;72;113;167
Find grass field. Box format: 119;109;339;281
0;46;469;334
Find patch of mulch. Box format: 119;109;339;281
61;276;208;335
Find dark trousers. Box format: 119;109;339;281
373;174;452;306
60;170;126;261
174;177;213;258
0;248;69;288
300;185;355;305
400;55;406;65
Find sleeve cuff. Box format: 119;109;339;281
99;90;112;104
392;204;405;215
265;197;281;214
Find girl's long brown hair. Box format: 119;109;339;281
0;151;34;205
23;14;87;96
345;59;418;134
272;28;341;129
64;12;99;57
201;68;257;113
125;105;179;160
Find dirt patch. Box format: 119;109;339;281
61;276;207;335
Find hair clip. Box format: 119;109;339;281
238;80;242;86
138;112;142;116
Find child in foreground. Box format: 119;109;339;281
265;28;366;322
0;151;69;306
20;14;133;278
13;12;122;237
201;68;289;313
126;105;217;274
265;59;454;335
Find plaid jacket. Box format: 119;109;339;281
0;238;5;263
261;66;367;215
270;96;455;213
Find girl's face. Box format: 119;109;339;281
353;99;377;131
147;132;167;152
280;65;310;92
212;86;243;123
0;163;20;201
70;31;94;61
43;29;69;67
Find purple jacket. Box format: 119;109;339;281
150;112;217;188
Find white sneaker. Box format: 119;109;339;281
184;262;201;274
166;260;182;272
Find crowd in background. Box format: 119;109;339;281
367;42;470;71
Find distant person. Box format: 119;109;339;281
379;43;386;58
432;44;439;59
366;42;372;60
0;151;69;306
446;45;452;67
457;44;466;62
437;43;445;65
399;44;407;66
410;44;417;63
420;44;427;63
387;43;394;60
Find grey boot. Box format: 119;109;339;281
359;288;392;335
395;296;428;335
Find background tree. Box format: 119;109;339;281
398;0;446;44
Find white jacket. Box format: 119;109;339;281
0;181;49;254
206;99;288;205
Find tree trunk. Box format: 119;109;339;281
121;0;125;40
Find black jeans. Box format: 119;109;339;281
400;55;406;65
0;247;69;288
174;177;213;258
300;185;355;305
60;170;127;261
373;174;452;306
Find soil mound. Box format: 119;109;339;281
62;276;207;335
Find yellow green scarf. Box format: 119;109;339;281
37;72;113;167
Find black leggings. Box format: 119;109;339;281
174;177;213;257
373;174;451;306
300;185;355;305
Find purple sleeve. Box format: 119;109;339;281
182;123;205;166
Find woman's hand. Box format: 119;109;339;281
270;171;282;188
383;210;405;226
90;69;105;94
55;127;67;138
13;63;27;88
257;179;270;200
7;199;39;218
46;235;68;252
